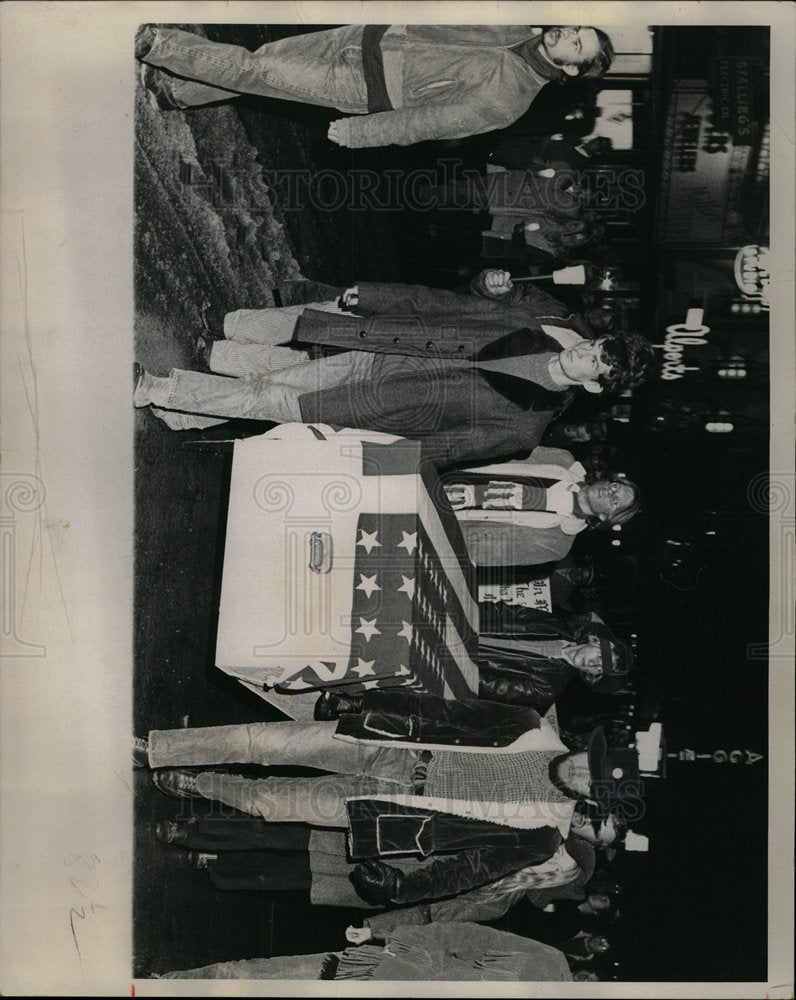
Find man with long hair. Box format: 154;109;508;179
133;273;653;468
315;603;632;717
135;707;641;910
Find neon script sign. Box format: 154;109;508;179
654;308;710;380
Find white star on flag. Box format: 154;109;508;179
397;575;415;599
362;679;380;689
352;658;376;677
397;620;413;641
314;660;349;683
356;528;381;554
397;664;411;675
356;573;381;599
355;618;381;641
397;530;418;554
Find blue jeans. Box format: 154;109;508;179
141;349;374;430
148;720;420;827
210;301;345;378
143;25;370;111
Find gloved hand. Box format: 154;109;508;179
349;859;404;904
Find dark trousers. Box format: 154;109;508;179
178;815;312;893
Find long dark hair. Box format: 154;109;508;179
580;29;615;78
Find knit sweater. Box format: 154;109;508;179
425;747;571;805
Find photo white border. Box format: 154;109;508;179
0;2;792;996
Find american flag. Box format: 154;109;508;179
215;425;480;702
275;510;478;698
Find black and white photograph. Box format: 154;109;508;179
0;3;794;996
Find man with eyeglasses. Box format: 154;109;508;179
136;706;641;911
316;604;632;719
135;24;614;149
476;604;632;709
441;445;641;566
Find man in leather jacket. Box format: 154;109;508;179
349;799;625;910
139;697;641;909
477;603;633;710
316;604;632;718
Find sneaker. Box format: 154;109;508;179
188;851;217;870
134;24;157;61
133;363;149;407
199;300;226;340
193;336;210;371
138;62;179;111
162;848;217;870
133;735;149;769
151;768;203;800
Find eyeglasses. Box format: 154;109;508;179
604;481;627;510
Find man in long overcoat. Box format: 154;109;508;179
134;272;652;467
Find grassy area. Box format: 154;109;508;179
132;56;364;977
134;85;301;364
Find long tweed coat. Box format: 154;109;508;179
292;281;582;466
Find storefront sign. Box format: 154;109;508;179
654;308;710;380
657;81;755;244
711;57;757;145
733;244;770;309
670;748;763;764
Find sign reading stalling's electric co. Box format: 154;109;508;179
654;308;710;380
656;80;756;244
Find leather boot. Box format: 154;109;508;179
314;690;364;721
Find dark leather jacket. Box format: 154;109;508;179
334;690;543;749
478;653;575;711
365;840;564;905
477;602;584;709
347;794;564;863
479;602;584;640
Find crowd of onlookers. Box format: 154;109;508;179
135;23;656;982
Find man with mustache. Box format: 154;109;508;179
136;24;614;148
